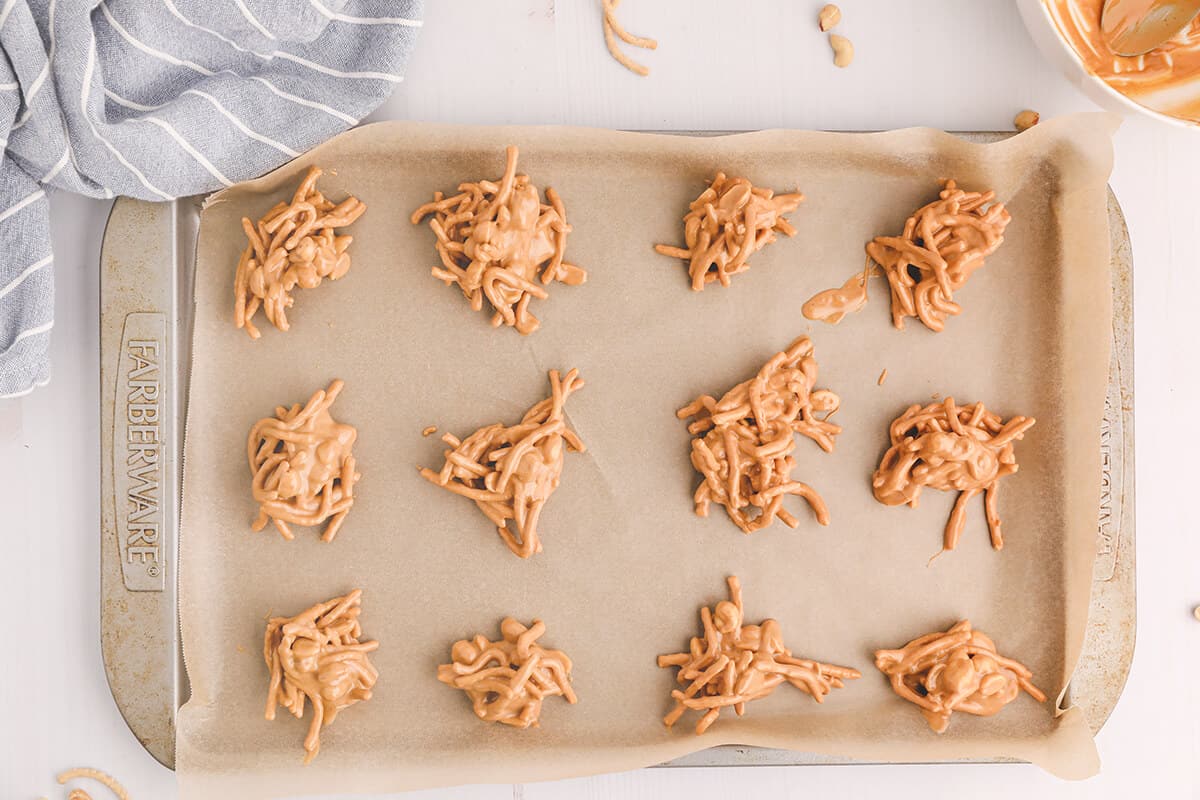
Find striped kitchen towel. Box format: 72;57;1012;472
0;0;423;398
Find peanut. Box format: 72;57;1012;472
818;3;841;31
1014;109;1040;131
830;34;854;68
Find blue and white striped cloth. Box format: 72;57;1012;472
0;0;423;398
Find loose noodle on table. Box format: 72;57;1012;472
602;0;658;76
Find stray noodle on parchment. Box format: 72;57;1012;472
655;173;804;291
264;589;379;764
658;576;859;735
247;380;360;542
872;398;1035;559
602;0;657;76
677;337;840;534
55;768;130;800
419;369;585;558
438;617;577;727
411;146;586;335
234;166;366;339
874;619;1046;733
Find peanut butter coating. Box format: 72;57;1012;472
677;336;840;534
263;590;379;764
658;576;859;735
248;379;360;543
411;146;585;335
438;617;577;728
234;166;365;339
1045;0;1200;120
872;397;1035;558
802;261;873;324
868;180;1010;332
874;620;1046;733
419;369;585;558
655;172;803;291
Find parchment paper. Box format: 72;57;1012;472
178;115;1117;799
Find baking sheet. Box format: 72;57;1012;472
178;115;1117;798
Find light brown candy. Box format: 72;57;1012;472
411;146;585;336
419;369;585;558
438;617;577;727
872;397;1035;558
248;379;360;542
655;172;804;291
867;180;1010;332
263;590;379;764
658;576;860;735
677;336;840;534
874;619;1046;733
234;166;365;339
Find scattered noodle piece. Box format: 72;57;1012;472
655;173;804;291
677;337;841;534
602;0;657;76
411;146;585;335
658;576;859;735
264;589;379;764
438;617;577;727
874;619;1046;733
56;768;130;800
248;380;360;542
867;180;1010;331
419;369;585;558
422;425;438;437
878;369;888;386
872;398;1035;558
234;166;366;339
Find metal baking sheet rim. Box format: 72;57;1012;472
98;132;1135;773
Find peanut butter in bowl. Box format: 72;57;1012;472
1030;0;1200;123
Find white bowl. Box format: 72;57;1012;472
1016;0;1200;129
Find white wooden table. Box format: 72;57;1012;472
3;1;1198;797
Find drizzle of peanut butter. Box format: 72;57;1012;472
1045;0;1200;121
802;261;874;324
